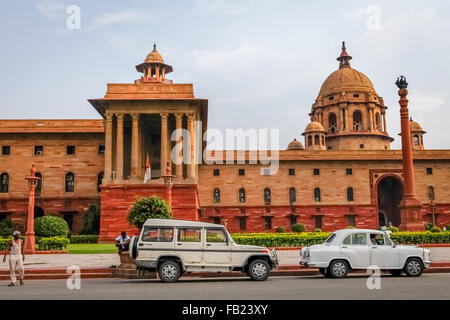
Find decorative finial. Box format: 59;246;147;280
153;43;157;51
395;75;408;89
337;41;352;69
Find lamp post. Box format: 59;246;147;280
395;76;424;231
24;164;40;254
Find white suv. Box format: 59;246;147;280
300;229;431;278
129;219;278;282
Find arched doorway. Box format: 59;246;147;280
34;206;45;219
377;176;403;227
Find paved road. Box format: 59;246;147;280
1;273;449;300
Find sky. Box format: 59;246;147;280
0;0;449;150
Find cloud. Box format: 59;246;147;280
36;1;66;20
93;9;154;26
408;90;446;113
195;0;248;15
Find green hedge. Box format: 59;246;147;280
35;216;69;237
69;235;99;244
231;231;450;247
37;237;70;250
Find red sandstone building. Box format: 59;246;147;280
1;44;449;240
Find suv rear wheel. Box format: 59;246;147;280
328;260;349;278
247;259;270;281
158;260;181;283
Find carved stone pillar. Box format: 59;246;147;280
175;113;183;179
382;112;387;134
160;113;168;176
115;113;124;181
131;113;139;180
104;112;113;181
187;114;195;179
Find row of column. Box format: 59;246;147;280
103;112;196;183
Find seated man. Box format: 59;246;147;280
115;231;130;253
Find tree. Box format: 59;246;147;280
79;204;100;235
127;196;173;229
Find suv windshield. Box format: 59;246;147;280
324;233;336;244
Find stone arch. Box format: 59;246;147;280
353;110;363;131
376;175;404;227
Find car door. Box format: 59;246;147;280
203;228;231;266
369;233;398;268
138;226;175;261
340;233;370;268
176;227;203;265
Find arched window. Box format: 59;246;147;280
239;188;246;203
314;135;320;145
427;186;435;201
264;188;271;205
321;135;325;146
0;173;9;193
35;172;42;196
307;135;312;146
328;113;337;134
375;113;381;131
65;172;74;193
97;172;104;192
289;188;296;204
314;188;321;202
347;187;354;202
213;188;220;203
414;135;419;145
353;110;363;131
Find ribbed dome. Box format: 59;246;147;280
319;67;375;96
145;44;164;64
410;120;424;132
287;139;304;150
304;121;325;133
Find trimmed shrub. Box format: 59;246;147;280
313;228;322;233
37;237;70;250
128;196;172;230
346;226;356;229
424;223;433;231
387;226;399;233
275;226;285;233
69;235;99;244
79;204;100;235
0;217;16;237
232;233;331;247
430;226;441;233
390;231;450;244
444;225;450;232
0;237;10;250
34;216;69;237
291;223;306;233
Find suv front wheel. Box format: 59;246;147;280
247;259;270;281
158;260;181;283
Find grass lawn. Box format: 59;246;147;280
67;243;118;254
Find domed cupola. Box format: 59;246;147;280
135;44;173;84
287;138;304;150
308;42;394;151
400;118;426;151
302;121;326;151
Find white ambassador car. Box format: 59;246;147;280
300;229;431;278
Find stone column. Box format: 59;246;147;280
368;107;374;132
344;107;349;131
156;66;160;79
162;68;165;81
187;114;195;179
131;113;139;180
382;112;387;134
175;113;183;179
104;113;113;181
160;113;168;175
115;113;124;181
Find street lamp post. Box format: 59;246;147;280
162;162;175;208
24;164;40;254
395;76;424;231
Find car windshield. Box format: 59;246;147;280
324;233;336;244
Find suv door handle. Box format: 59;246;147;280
177;243;182;246
206;244;211;247
371;247;378;249
341;246;348;249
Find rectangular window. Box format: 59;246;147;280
34;146;43;155
213;169;220;176
142;227;174;242
360;144;364;149
426;168;433;175
313;168;320;175
289;168;295;176
1;146;10;155
213;217;221;225
238;169;245;176
314;216;322;229
67;145;76;155
239;217;246;230
289;215;297;227
99;145;105;155
348;215;356;227
206;229;227;243
264;217;272;230
346;168;353;175
177;228;201;242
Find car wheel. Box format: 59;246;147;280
248;259;270;281
158;260;181;283
388;269;402;277
404;258;424;277
130;236;138;260
319;268;327;277
328;260;349;278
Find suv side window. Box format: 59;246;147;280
142;227;174;242
206;228;228;243
178;228;201;242
351;233;368;245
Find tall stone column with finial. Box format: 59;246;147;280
395;76;424;231
24;164;41;254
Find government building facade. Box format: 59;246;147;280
1;43;449;240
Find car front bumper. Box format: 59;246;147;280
423;260;432;268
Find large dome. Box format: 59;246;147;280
319;67;375;96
